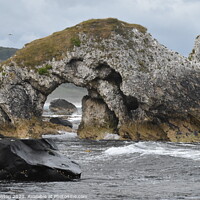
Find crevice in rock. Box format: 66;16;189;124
88;88;102;99
51;72;66;84
0;106;12;123
67;58;83;65
23;79;49;96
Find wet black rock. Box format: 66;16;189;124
0;138;81;181
50;117;73;128
49;99;77;115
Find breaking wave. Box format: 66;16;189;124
104;142;200;161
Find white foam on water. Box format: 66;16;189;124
42;131;77;139
104;142;200;161
103;133;120;140
73;104;82;108
42;114;71;118
43;102;50;110
68;114;82;122
43;103;82;119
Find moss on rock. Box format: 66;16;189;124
78;126;118;140
0;118;72;139
118;115;200;142
119;121;169;141
37;64;52;75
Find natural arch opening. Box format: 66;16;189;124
42;83;87;130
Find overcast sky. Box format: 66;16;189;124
0;0;200;56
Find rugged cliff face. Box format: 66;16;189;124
0;18;200;141
189;35;200;63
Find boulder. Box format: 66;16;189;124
0;138;81;181
50;117;73;128
49;99;77;115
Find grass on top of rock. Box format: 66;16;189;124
37;64;52;75
188;49;195;61
0;18;147;68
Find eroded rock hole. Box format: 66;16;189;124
124;95;139;111
68;58;83;65
96;63;122;85
105;69;122;85
43;83;87;129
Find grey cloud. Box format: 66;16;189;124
0;0;200;56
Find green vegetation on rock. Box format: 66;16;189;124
2;72;6;76
37;64;52;75
70;37;81;47
0;18;147;68
188;49;195;61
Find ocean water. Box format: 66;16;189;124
1;133;200;200
1;108;200;199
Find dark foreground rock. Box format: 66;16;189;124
49;99;77;115
50;117;73;128
0;138;81;181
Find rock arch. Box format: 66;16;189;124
0;18;200;142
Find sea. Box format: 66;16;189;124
1;85;200;200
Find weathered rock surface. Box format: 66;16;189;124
189;35;200;64
49;98;77;115
78;95;118;139
0;138;81;181
0;18;200;142
50;117;73;128
0;118;72;139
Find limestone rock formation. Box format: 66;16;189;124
49;98;77;115
0;138;81;181
189;35;200;63
0;18;200;142
78;95;118;139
